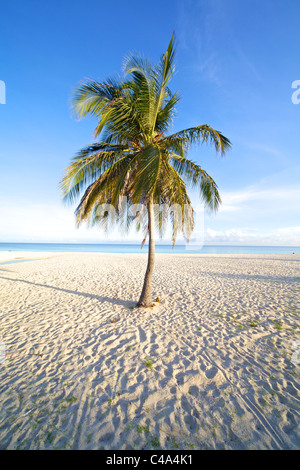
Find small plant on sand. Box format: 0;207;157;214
150;434;161;448
170;437;180;449
125;422;135;432
249;320;260;328
66;396;78;404
46;431;56;445
144;358;154;369
137;422;150;434
273;320;283;330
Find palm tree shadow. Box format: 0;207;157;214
0;276;136;308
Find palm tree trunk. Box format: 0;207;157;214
137;196;155;307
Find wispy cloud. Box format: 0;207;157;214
201;179;300;245
219;185;300;213
0;201;145;243
205;226;300;246
176;0;262;87
244;142;282;157
1;181;299;245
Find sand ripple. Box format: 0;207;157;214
0;253;299;449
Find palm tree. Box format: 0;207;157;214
60;34;231;307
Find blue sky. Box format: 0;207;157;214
0;0;299;245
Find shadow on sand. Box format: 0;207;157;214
0;275;136;308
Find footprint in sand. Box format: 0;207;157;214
205;367;218;379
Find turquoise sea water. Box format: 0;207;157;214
0;242;299;254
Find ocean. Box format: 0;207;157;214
0;242;299;255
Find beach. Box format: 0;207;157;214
0;251;299;450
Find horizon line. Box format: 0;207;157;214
0;241;299;248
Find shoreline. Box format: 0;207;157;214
0;250;299;264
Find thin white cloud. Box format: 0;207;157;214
244;142;282;157
176;0;262;87
1;180;299;246
219;185;300;212
205;226;300;246
202;181;300;245
0;201;146;243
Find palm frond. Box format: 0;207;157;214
60;142;130;203
127;145;161;203
170;152;222;211
164;124;231;156
74;153;136;225
72;78;123;119
149;34;177;136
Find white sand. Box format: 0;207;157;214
0;251;299;450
